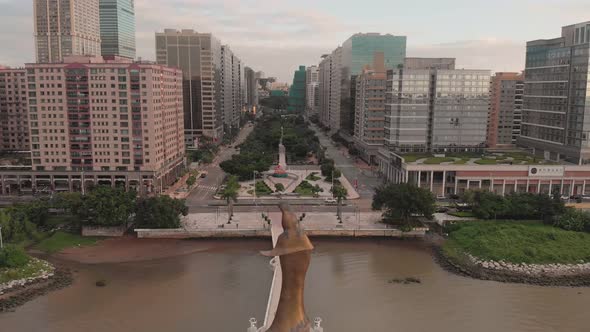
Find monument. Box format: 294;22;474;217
273;126;288;178
260;204;316;332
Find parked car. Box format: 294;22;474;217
435;206;449;213
200;172;208;178
324;198;337;204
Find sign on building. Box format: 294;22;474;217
528;166;564;177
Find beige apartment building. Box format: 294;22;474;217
34;0;102;63
0;55;185;195
0;67;30;151
353;53;387;165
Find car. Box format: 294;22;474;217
324;198;337;204
200;173;208;178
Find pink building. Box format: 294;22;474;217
0;56;185;195
0;67;30;151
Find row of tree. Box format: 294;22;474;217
0;186;189;244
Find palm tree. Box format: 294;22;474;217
331;185;348;223
220;176;240;224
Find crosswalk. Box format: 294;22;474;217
197;185;217;191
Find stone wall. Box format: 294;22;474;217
82;225;127;237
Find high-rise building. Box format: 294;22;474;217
353;53;387;164
0;67;29;151
99;0;136;59
155;29;223;147
287;66;306;112
318;33;406;135
244;67;259;113
33;0;102;63
305;65;319;115
24;55;185;192
518;21;590;164
381;68;490;154
220;45;242;131
487;72;524;148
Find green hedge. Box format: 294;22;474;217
0;245;30;268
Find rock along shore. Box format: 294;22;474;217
0;262;73;313
433;247;590;287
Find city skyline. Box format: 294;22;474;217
1;0;589;81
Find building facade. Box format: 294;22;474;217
244;66;258;113
353;53;387;164
404;57;456;70
34;0;102;63
518;21;590;164
220;45;242;131
305;65;319;115
155;29;223;147
318;33;406;135
288;66;306;112
99;0;136;59
487;72;524;148
381;68;490;155
0;67;30;151
17;55;184;194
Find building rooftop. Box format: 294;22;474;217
399;151;560;166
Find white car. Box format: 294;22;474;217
324;198;337;204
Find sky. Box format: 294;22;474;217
1;0;589;82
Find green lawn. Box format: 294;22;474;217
35;231;99;254
306;173;322;181
402;154;432;163
448;211;476;218
423;157;455;165
474;158;498;165
443;221;590;264
0;257;52;284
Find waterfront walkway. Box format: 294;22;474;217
263;212;283;329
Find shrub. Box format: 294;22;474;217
553;208;590;232
0;245;30;268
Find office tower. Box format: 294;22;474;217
306;65;319;115
244;67;259;113
25;55;185;191
382;68;490;154
220;46;242;131
156;29;223;147
288;66;306;112
33;0;102;63
0;67;29;151
404;57;456;70
318;33;406;135
518;21;590;164
99;0;136;59
487;72;524;148
353;53;387;164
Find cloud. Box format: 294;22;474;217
409;39;526;73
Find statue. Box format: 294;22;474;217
260;203;314;332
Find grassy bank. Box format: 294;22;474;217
35;231;98;254
443;221;590;264
0;258;52;284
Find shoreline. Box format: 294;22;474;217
433;246;590;287
0;265;73;313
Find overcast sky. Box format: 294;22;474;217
1;0;589;82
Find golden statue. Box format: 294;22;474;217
261;203;314;332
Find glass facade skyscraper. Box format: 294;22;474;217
518;21;590;164
99;0;136;59
288;66;306;112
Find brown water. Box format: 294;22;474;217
1;240;589;332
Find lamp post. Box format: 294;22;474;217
0;226;3;249
253;171;259;205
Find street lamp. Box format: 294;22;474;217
253;171;259;205
0;226;3;249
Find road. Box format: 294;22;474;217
309;124;384;205
185;123;255;204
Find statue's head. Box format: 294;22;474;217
260;203;314;257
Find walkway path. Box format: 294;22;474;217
263;213;283;329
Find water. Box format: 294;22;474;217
1;240;589;332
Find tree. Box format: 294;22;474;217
77;186;137;227
373;183;435;229
186;175;197;188
275;183;285;193
331;185;348;222
220;176;240;224
8;200;50;228
53;192;83;216
136;196;188;229
312;184;323;198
